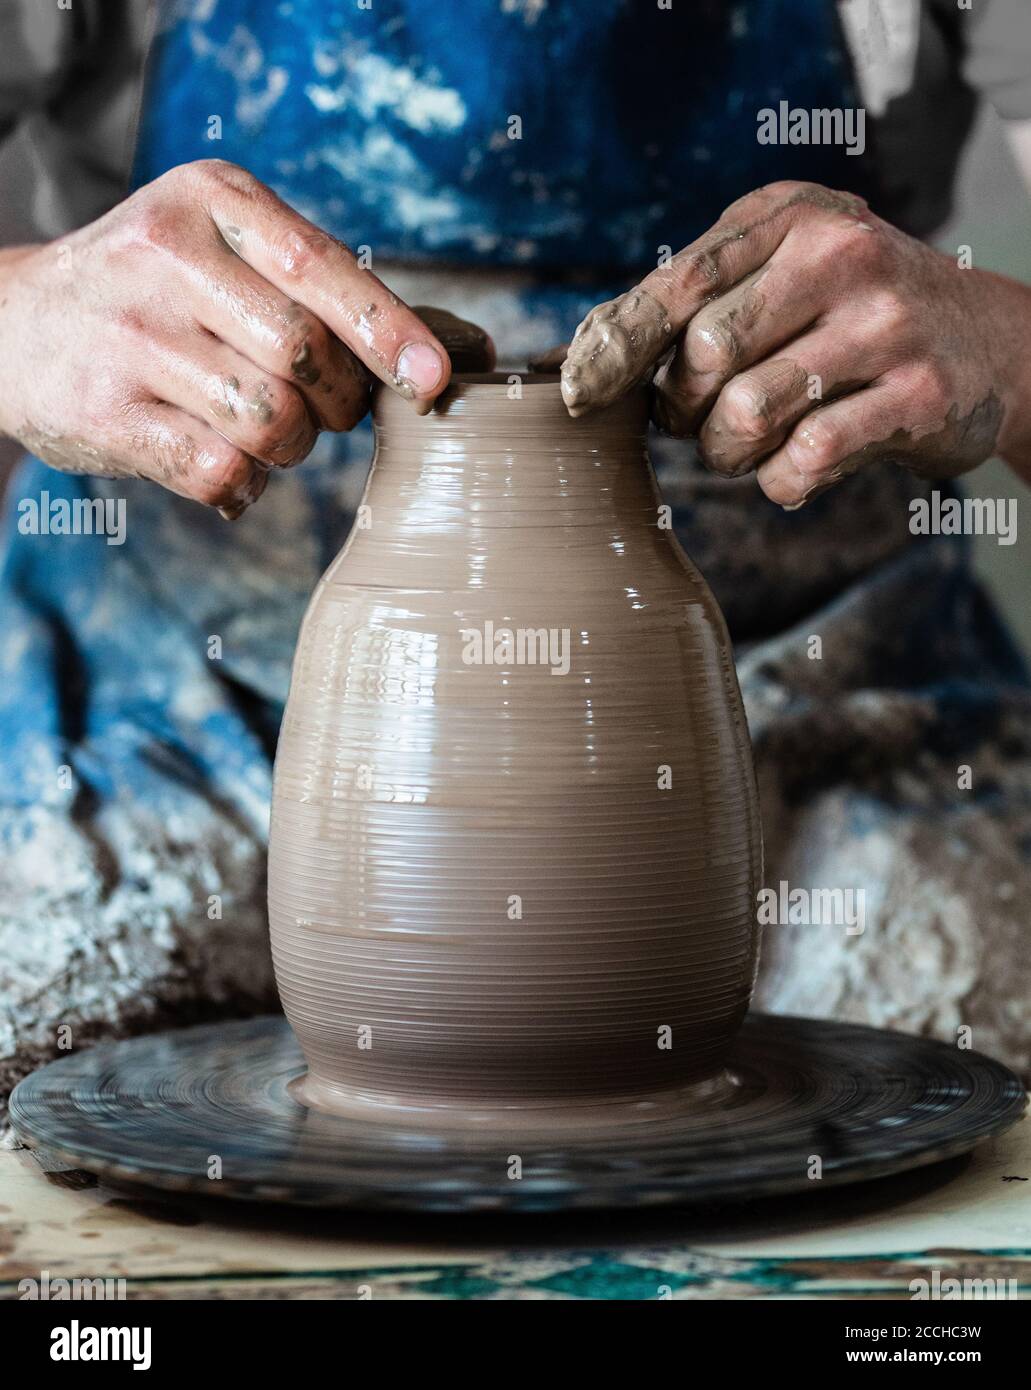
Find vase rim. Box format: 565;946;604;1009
442;372;650;401
373;371;650;426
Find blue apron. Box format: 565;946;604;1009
135;0;873;267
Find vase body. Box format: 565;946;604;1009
268;375;762;1116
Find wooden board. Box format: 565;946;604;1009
1;1113;1029;1298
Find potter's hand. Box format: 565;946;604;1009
0;160;460;518
561;181;1031;507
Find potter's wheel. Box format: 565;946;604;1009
9;1014;1024;1213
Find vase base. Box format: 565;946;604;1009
288;1066;741;1135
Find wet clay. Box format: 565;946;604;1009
268;374;762;1123
561;288;674;417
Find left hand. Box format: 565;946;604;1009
561;181;1031;506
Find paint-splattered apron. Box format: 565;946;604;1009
1;1;1029;1107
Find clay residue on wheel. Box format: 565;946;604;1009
561;287;674;417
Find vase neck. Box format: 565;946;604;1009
363;375;656;530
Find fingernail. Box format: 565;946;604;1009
291;342;321;386
396;342;444;397
219;223;243;254
219;469;269;519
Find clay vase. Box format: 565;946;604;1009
268;374;762;1122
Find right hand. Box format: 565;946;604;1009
0;160;457;517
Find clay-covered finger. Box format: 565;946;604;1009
185;254;371;431
757;362;996;508
691;328;879;475
755;382;900;508
194;161;451;411
141;330;318;469
652;263;825;438
561;181;868;417
131;401;269;516
560;288;676;417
